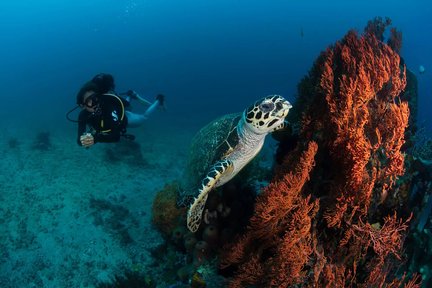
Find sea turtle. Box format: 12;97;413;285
181;95;292;232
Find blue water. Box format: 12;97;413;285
0;0;430;133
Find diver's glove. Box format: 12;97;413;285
80;133;95;148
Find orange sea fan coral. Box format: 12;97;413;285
221;141;319;287
219;18;416;287
351;213;411;261
250;142;318;239
305;28;408;230
295;19;412;286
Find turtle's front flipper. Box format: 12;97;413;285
187;159;234;232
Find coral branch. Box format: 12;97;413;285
221;141;318;287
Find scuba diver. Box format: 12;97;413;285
68;73;165;148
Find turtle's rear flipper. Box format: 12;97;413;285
187;159;233;232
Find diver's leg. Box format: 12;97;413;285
125;111;147;128
143;100;161;118
125;97;163;128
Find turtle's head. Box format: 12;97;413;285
243;95;292;134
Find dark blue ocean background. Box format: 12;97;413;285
0;0;430;134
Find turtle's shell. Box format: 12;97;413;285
181;113;242;193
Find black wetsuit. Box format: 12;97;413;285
77;94;129;146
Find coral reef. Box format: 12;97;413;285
403;150;432;286
220;141;319;287
410;128;432;161
220;18;420;287
150;178;257;286
151;183;186;237
150;17;424;287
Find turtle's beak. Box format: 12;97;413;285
284;100;293;110
275;100;292;118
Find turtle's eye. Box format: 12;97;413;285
275;102;283;110
259;102;274;113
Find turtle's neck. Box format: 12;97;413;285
237;115;267;149
221;114;267;180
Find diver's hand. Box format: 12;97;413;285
80;133;95;148
126;90;139;100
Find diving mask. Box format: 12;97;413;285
84;93;100;109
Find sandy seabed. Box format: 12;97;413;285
0;124;194;288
